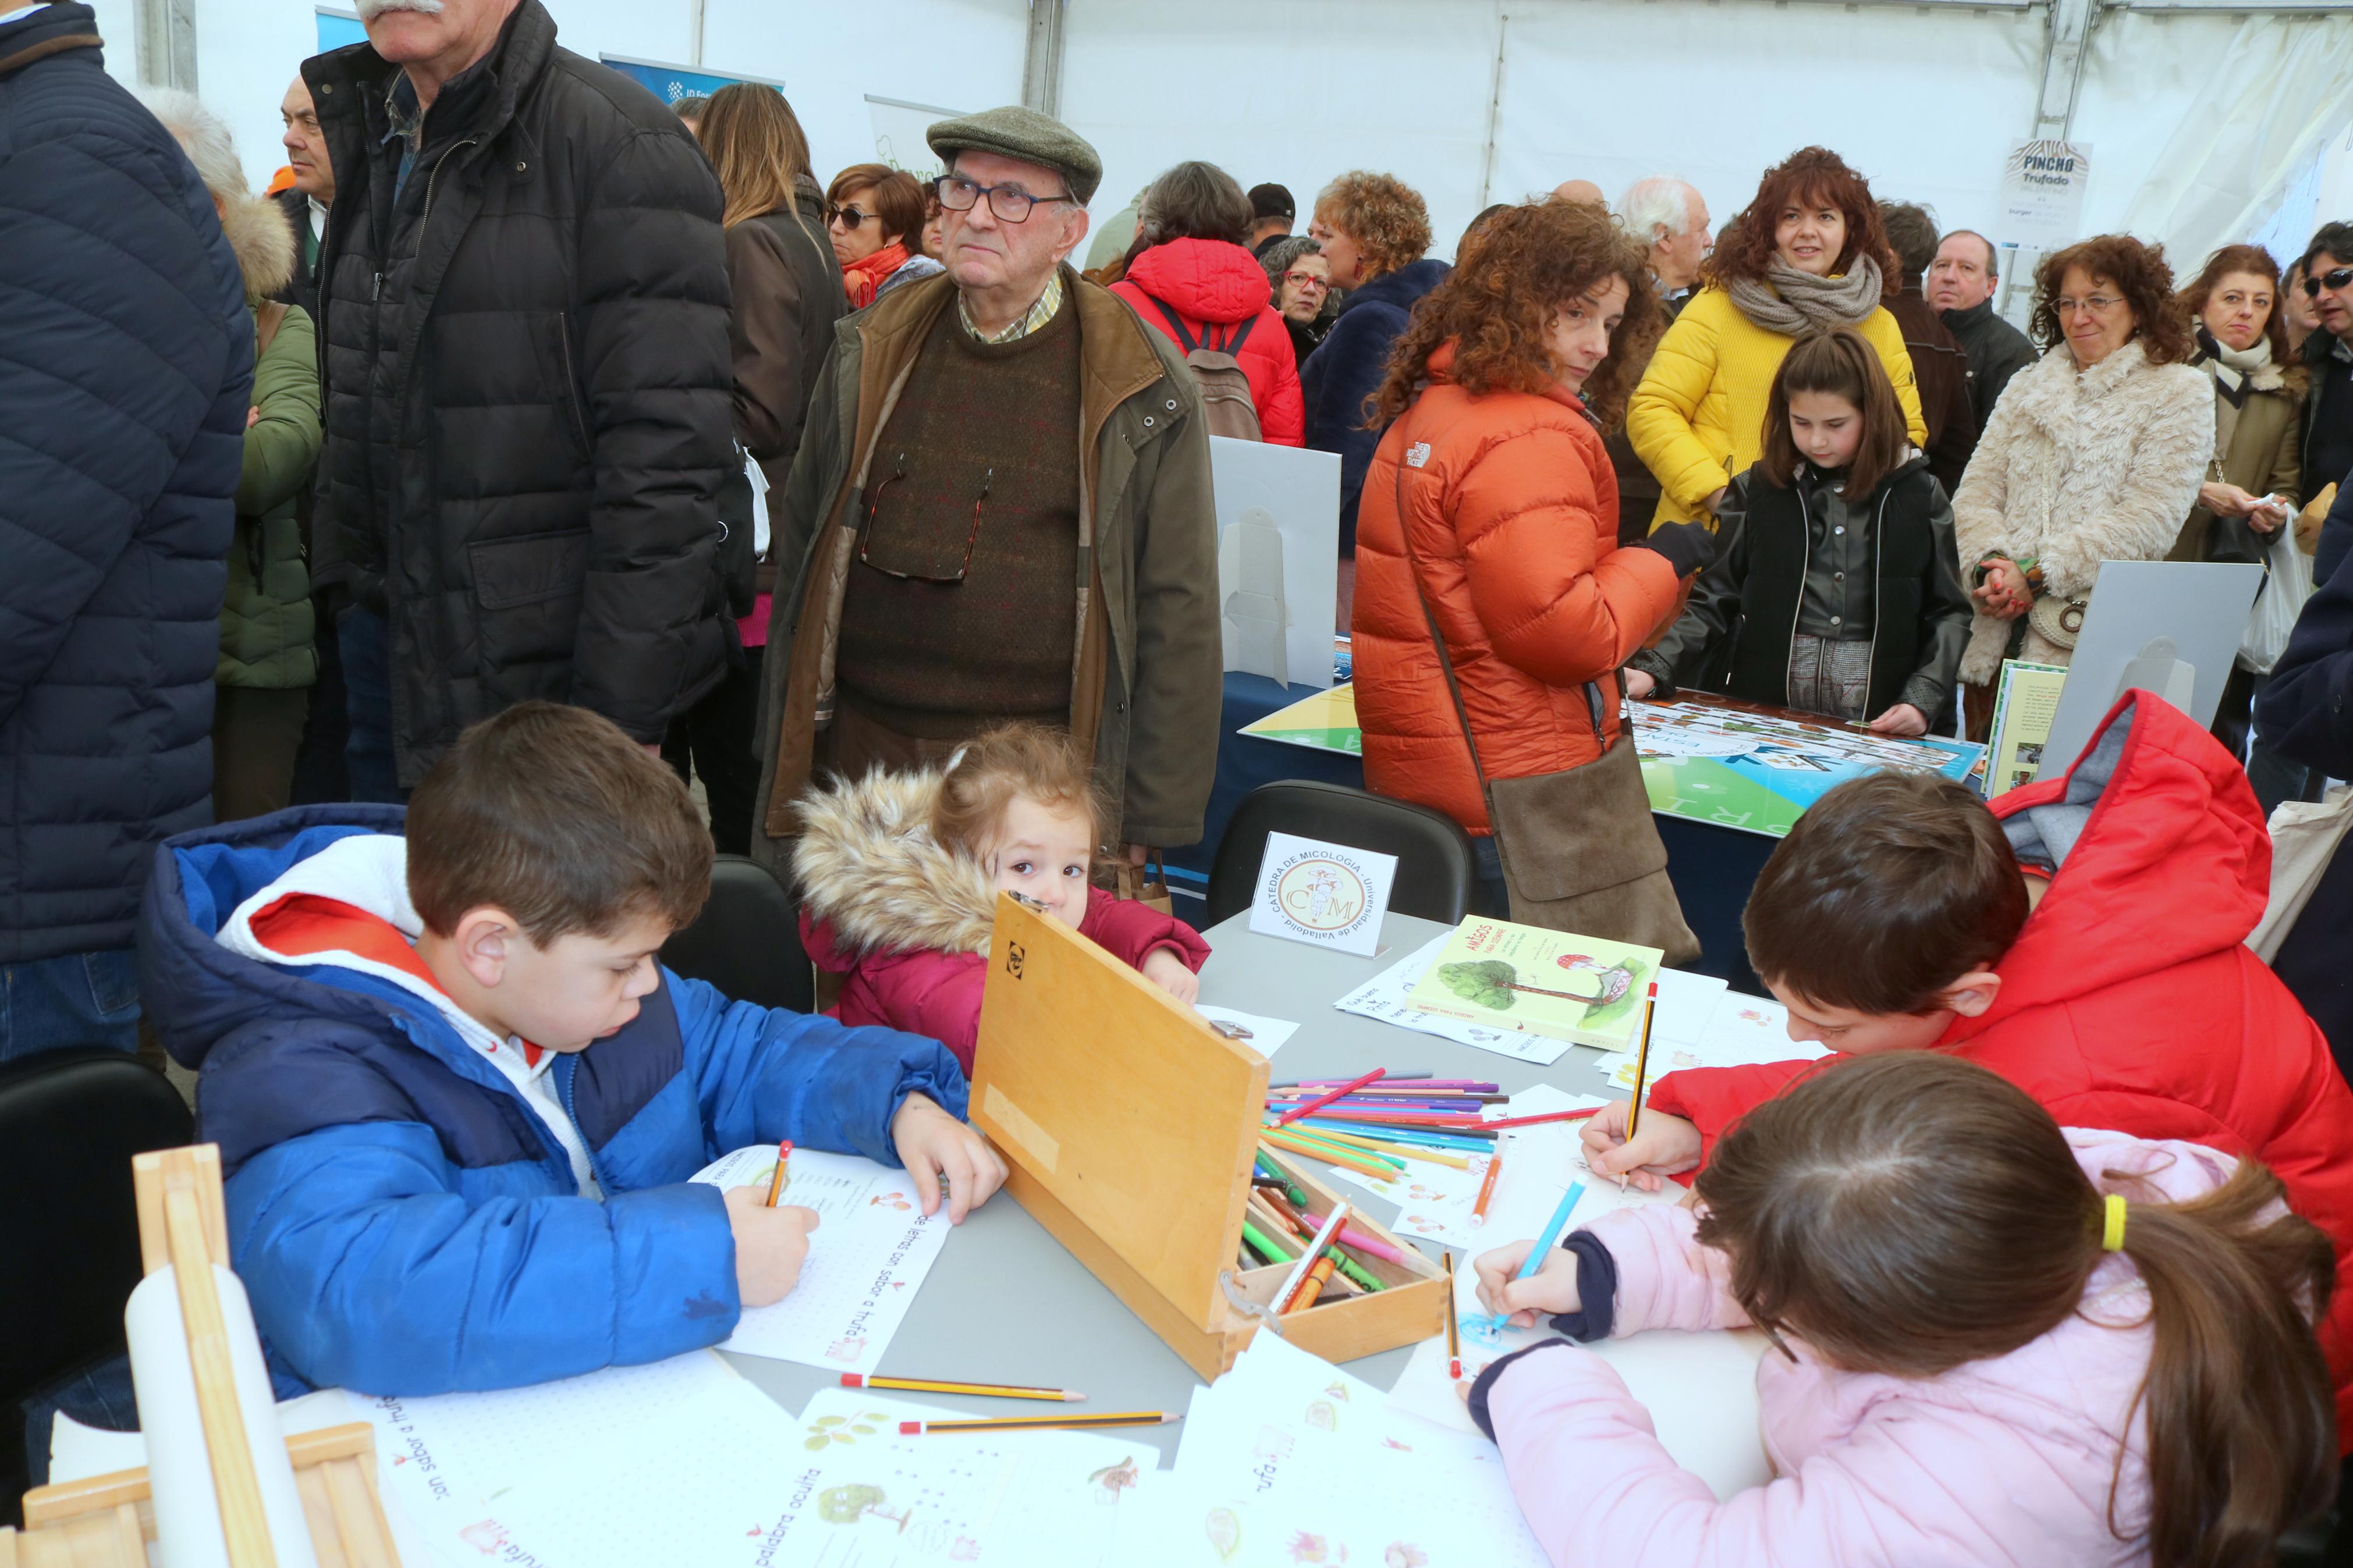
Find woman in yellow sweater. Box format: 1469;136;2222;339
1628;147;1928;529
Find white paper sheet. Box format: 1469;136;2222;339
760;1387;1163;1567
1589;987;1826;1093
690;1144;951;1374
1195;1005;1301;1057
352;1352;807;1568
1332;934;1574;1065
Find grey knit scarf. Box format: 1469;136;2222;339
1722;257;1886;336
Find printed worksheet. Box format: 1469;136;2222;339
353;1351;813;1568
1195;1005;1301;1057
1159;1331;1548;1567
1331;934;1572;1065
1590;988;1826;1093
1385;1258;1773;1500
691;1145;951;1374
757;1387;1162;1568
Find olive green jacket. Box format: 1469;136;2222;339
751;266;1223;865
219;303;321;688
2169;359;2304;566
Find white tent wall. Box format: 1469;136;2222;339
87;0;2353;279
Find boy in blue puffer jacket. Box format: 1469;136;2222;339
139;701;1002;1397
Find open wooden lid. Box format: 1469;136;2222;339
971;895;1268;1331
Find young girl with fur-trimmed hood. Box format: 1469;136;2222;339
793;724;1209;1075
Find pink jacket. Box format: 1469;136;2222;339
790;769;1209;1077
1484;1130;2242;1568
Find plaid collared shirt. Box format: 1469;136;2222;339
384;72;424;202
958;269;1064;344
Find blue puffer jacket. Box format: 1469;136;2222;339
1300;257;1450;553
140;806;968;1396
0;4;250;962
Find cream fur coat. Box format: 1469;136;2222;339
1950;338;2212;683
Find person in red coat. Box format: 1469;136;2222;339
1581;691;2353;1442
791;724;1209;1076
1109;160;1304;446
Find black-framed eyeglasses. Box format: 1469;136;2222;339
827;204;874;230
934;173;1076;224
855;456;993;584
2302;266;2353;298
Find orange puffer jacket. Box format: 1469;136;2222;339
1351;346;1682;835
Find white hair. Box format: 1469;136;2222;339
1617;176;1699;247
136;87;248;205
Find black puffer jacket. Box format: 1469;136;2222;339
304;0;732;779
0;4;249;963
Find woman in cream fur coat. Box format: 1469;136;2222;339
1953;237;2212;706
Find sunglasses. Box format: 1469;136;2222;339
828;205;875;230
2304;266;2353;298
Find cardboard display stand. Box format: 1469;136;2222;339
971;895;1447;1378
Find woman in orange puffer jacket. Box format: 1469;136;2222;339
1351;198;1717;920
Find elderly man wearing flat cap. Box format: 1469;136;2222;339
750;106;1222;874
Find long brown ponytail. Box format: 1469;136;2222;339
1694;1053;2336;1567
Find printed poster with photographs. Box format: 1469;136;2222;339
1247;831;1398;957
1630;695;1982;838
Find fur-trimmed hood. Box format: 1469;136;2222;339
791;769;997;959
220;187;294;305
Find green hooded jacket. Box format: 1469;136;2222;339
219;303;320;688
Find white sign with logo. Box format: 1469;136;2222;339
1247;831;1397;957
1997;139;2093;245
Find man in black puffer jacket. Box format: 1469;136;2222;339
0;2;249;1061
304;0;733;796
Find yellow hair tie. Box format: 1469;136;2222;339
2102;1193;2128;1252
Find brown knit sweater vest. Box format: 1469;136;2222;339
835;298;1084;731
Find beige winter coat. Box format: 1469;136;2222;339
1951;339;2212;682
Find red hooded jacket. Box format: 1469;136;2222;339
1646;692;2353;1438
1111;238;1305;447
790;767;1209;1077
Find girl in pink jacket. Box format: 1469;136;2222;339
1468;1053;2336;1568
792;723;1209;1076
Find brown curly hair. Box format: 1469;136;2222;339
1312;170;1432;283
2028;234;2194;365
1703;147;1899;300
2179;243;2305;388
1370;198;1663;429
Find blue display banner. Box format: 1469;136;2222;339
598;55;783;108
315;8;365;51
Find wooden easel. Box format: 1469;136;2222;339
0;1146;400;1568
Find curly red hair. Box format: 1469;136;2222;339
1703;147;1898;300
1370;198;1663;429
2029;235;2194;366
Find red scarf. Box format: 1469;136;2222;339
843;242;910;310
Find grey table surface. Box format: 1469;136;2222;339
722;908;1628;1462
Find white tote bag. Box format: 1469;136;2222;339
2251;785;2353;962
2239;521;2314;674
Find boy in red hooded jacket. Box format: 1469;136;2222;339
1582;691;2353;1441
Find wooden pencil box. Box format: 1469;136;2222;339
971;897;1447;1379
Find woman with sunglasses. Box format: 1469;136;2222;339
1259;236;1338;371
826;163;944;310
1951;234;2211;734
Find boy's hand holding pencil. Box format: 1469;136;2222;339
723;1185;821;1306
1471;1237;1582;1329
1579;1103;1702;1194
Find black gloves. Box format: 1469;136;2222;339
1631;521;1717;577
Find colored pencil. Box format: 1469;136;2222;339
1282;1249;1340;1314
1293;1119;1493;1155
1290;1122;1476;1169
1468;1149;1504;1229
1474;1107;1609;1132
1492;1182;1587;1333
1259;1129;1400;1178
1271;1067;1387;1128
899;1411;1179;1435
1620;983;1659;1192
1270;1201;1348;1313
841;1374;1080;1402
764;1140;793;1207
1443;1253;1462;1381
1271;1072;1436;1087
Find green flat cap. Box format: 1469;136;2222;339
927;105;1102;206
